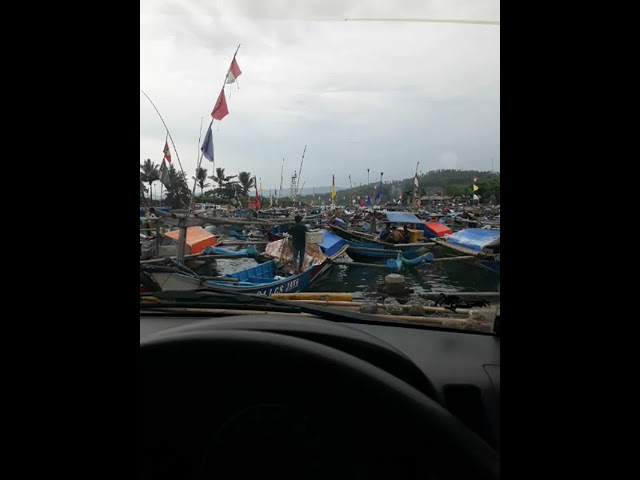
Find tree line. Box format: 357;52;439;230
298;169;500;205
140;159;260;208
141;162;500;209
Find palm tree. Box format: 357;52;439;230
192;167;211;198
209;167;237;200
237;171;255;196
140;159;160;204
210;167;235;188
164;164;190;209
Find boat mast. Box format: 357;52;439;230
414;161;420;209
295;145;306;206
290;171;298;205
279;159;284;204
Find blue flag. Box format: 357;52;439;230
365;194;372;207
375;181;382;203
201;126;214;162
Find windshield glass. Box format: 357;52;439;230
140;0;500;332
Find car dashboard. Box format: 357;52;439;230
140;314;500;453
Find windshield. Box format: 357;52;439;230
140;0;500;332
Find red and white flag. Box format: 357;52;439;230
163;141;172;163
211;89;229;120
226;56;242;84
473;176;478;182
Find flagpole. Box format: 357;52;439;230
190;44;241;209
140;89;185;177
414;161;420;208
159;133;169;207
197;116;204;167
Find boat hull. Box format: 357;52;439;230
331;226;427;262
149;244;349;296
432;228;501;276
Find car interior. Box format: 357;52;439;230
140;313;500;479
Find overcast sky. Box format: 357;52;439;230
140;0;500;192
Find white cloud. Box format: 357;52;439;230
140;0;500;190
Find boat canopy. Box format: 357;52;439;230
447;228;500;252
383;211;422;224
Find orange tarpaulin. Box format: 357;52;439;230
164;226;217;254
424;222;453;237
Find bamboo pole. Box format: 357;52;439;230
272;293;353;301
432;255;476;262
176;221;187;264
218;240;270;246
277;299;471;314
346;246;402;253
140;90;186;180
139;307;319;317
197;276;240;283
140;253;250;264
330;261;390;269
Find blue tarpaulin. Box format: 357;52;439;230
383;211;422;224
318;230;346;257
447;228;500;252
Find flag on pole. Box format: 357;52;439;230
473;184;479;191
375;180;383;203
226;56;242;84
160;158;171;187
254;176;261;210
163;141;172;163
200;125;214;162
259;178;263;195
331;175;337;199
211;89;229;120
473;176;479;182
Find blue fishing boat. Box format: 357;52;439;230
432;228;500;275
148;232;349;295
330;225;428;262
148;260;326;296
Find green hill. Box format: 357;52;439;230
299;169;500;205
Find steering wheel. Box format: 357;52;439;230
140;321;500;479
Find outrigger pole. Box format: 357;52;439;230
140;89;186;177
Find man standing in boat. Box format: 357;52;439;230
288;215;308;274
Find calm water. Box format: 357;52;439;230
207;225;499;300
309;255;499;300
215;253;499;301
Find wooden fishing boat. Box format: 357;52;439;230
147;259;322;295
329;225;430;262
432;228;500;274
146;232;349;296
